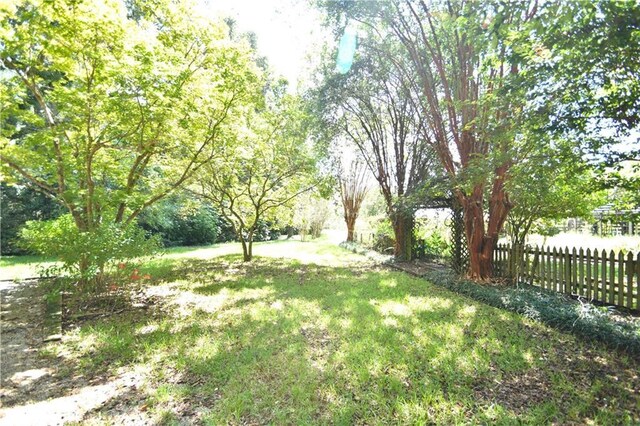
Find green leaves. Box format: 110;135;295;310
1;0;259;221
19;213;160;283
1;0;261;283
197;90;318;259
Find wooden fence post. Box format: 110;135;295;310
530;245;540;285
546;246;552;290
578;248;585;296
564;247;569;293
601;249;607;304
552;247;558;292
617;251;624;307
608;250;615;304
627;252;634;309
636;252;640;311
572;248;578;295
586;248;592;301
540;246;549;288
591;249;600;300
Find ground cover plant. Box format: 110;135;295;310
423;270;640;356
3;238;638;424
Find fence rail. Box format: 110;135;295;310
493;244;640;311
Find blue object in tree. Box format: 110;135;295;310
336;25;357;74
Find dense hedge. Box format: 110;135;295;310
423;270;640;358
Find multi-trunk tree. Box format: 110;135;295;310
383;1;541;278
0;0;259;284
317;43;440;260
319;0;639;278
195;92;317;261
321;0;548;277
337;159;369;242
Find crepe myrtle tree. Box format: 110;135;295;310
316;39;441;260
322;0;639;279
338;158;369;242
320;0;543;277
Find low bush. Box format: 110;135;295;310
413;231;451;260
20;214;160;292
339;240;392;263
1;183;63;255
423;270;640;357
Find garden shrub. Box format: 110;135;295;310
423;270;640;357
370;218;395;253
20;214;160;292
414;230;451;260
251;220;282;242
413;217;451;260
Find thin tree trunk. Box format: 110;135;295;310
241;231;254;262
240;238;250;262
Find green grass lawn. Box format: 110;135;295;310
40;238;640;423
0;254;56;281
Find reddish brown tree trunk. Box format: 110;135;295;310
392;213;414;261
459;166;511;280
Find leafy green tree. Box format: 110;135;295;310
19;214;158;290
525;0;640;218
378;0;539;277
506;145;605;246
195;93;317;261
599;161;640;222
320;0;633;278
0;0;258;285
293;192;332;241
530;0;640;140
137;194;234;247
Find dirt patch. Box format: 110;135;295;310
0;281;157;424
1;280;53;406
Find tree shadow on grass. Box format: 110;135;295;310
7;255;638;424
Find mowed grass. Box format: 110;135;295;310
0;254;56;281
48;238;639;424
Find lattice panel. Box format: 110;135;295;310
449;207;469;274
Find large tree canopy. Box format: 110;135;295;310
315;35;442;260
0;0;259;283
318;0;639;278
0;0;258;228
